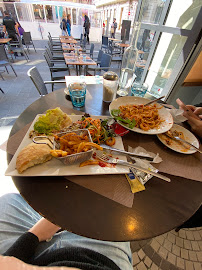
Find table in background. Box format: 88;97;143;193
0;38;12;44
7;85;202;242
60;38;77;44
63;53;96;75
62;43;82;51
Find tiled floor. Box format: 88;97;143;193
0;39;201;270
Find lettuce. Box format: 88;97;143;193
34;107;68;134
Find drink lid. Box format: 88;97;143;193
103;71;118;81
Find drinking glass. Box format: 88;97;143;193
131;82;148;97
68;82;87;107
83;55;87;61
103;71;118;102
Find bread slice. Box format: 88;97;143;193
16;143;52;173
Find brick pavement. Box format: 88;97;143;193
0;39;201;270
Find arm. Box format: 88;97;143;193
0;255;79;270
3;25;7;35
3;218;61;262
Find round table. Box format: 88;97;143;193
7;85;202;241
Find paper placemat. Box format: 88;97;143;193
2;106;134;208
123;132;202;182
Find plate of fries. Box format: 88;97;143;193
6;115;129;177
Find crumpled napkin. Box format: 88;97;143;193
127;146;162;185
169;108;187;123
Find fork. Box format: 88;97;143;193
96;151;171;182
165;133;202;154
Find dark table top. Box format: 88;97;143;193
8;85;202;241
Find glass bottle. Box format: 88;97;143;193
117;21;141;96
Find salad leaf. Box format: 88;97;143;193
34;107;70;134
111;109;136;129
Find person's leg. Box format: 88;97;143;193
0;193;41;253
87;34;89;44
58;231;133;270
0;194;62;257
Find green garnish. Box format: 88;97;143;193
111;109;136;129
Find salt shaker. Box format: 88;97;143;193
103;71;118;102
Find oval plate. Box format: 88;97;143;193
109;96;173;135
157;124;200;154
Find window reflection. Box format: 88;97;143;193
33;4;45;22
45;5;53;22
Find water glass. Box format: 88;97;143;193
131;82;148;97
68;82;86;107
83;55;87;61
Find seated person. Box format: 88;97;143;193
0;193;133;270
177;99;202;138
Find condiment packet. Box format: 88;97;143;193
125;170;145;193
127;146;162;185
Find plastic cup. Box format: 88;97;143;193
68;82;86;107
131;82;148;97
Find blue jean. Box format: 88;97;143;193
0;193;133;270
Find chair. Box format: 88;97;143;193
107;41;123;68
81;36;87;51
94;49;103;66
9;36;29;61
175;205;202;232
0;45;17;77
48;41;63;53
48;34;62;49
43;52;70;91
86;53;112;76
45;46;64;61
101;36;108;52
23;32;36;53
27;66;65;96
85;43;94;58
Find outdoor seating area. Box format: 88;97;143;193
0;0;202;264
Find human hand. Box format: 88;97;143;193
183;111;202;138
0;255;80;270
28;218;61;242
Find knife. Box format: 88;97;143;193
100;145;154;161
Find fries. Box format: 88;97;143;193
51;132;103;158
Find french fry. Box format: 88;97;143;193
80;160;100;167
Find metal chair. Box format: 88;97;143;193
0;45;17;77
101;36;108;52
23;32;36;53
45;46;64;61
43;52;70;91
9;36;29;61
107;41;123;68
85;43;94;58
94;49;103;66
27;66;65;96
86;53;112;76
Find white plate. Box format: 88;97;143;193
109;96;173;135
5;115;129;177
157;124;199;154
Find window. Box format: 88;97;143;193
33;4;45;22
45;5;54;22
72;8;76;25
134;0;202;99
15;3;30;21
